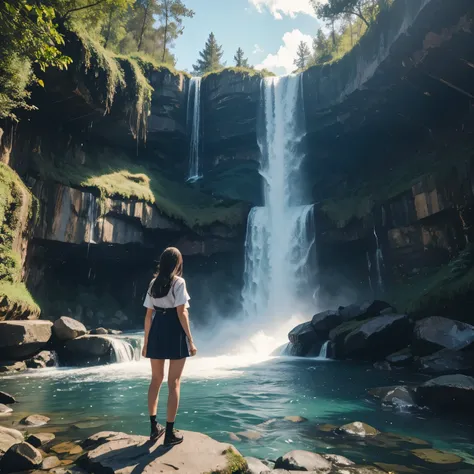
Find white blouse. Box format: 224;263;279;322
143;276;190;310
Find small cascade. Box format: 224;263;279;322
373;227;385;292
187;77;202;182
366;251;373;292
106;334;143;364
318;341;330;359
86;192;98;256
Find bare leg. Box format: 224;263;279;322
167;358;186;422
148;359;165;416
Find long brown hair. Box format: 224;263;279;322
151;247;183;298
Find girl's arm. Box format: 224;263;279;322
177;305;197;356
142;308;154;356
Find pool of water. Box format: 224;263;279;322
1;344;474;472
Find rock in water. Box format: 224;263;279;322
288;322;322;357
416;349;474;375
311;310;342;336
343;314;412;360
411;448;463;464
337;422;380;437
42;455;61;469
27;432;56;448
275;450;332;472
0;426;24;454
246;456;268;474
53;317;87;341
386;347;413;367
416;374;474;413
0;391;16;404
20;414;50;427
0;442;43;473
0;321;53;360
381;386;416;409
0;403;13;415
413;317;474;356
322;454;355;466
0;360;26;373
338;300;392;322
26;350;56;369
79;431;246;474
58;335;114;366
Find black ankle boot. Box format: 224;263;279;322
164;429;183;446
150;422;165;442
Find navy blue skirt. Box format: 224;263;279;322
146;307;190;360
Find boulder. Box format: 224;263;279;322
329;319;367;358
415;374;474;413
20;414;50;427
26;350;56;369
0;403;13;415
338;300;393;322
416;350;474;375
0;360;26;373
275;450;332;472
322;454;355;466
0;442;43;473
27;432;56;448
90;327;108;335
413;317;474;356
42;455;61;469
0;426;23;454
0;321;53;360
284;416;307;423
381;386;417;409
53;317;87;341
236;430;262;441
0;391;16;404
288;322;323;356
337;422;380;437
58;335;114;366
386;347;414;367
411;448;463;464
311;310;342;336
332;468;386;473
343;314;412;360
246;456;268;474
79;430;247;474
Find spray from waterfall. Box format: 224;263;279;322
187;77;202;182
241;75;316;325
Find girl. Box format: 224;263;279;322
142;247;197;446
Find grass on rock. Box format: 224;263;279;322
202;66;275;80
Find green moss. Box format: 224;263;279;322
0;281;39;314
207;448;247;474
32;151;246;229
131;54;191;79
202;66;275;80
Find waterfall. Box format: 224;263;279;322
241;75;315;323
106;334;143;364
86;192;97;245
318;341;330;359
373;227;385;292
187;77;202;182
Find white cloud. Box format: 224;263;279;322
249;0;317;19
253;44;264;55
256;29;312;74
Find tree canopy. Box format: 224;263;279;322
234;47;249;68
294;41;311;70
193;32;225;75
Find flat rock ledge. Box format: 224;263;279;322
79;431;247;474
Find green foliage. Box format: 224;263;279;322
32;150;246;229
202;66;275;80
234;47;250;68
193;32;225;76
207;448;247;474
311;0;386;27
0;281;40;313
294;41;311;70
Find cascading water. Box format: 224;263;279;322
242;75;316;324
318;341;330;359
106;334;143;363
187;77;202;182
373;227;385;293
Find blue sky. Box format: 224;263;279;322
173;0;322;75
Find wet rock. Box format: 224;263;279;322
411;448;463;464
53;317;87;341
51;441;82;455
79;430;246;474
413;317;474;356
386;347;414;367
236;430;262;441
317;423;338;432
311;310;342;336
338;300;393;322
58;335;113;366
284;416;308;423
26;350;56;369
0;442;43;473
0;426;23;454
329;319;367;358
43;455;61;469
0;403;13;415
90;327;108;335
229;432;241;442
343;314;412;360
416;349;474;375
337;422;380;437
288;322;323;357
373;361;392;371
416;374;474;413
0;320;53;360
0;391;16;404
275;450;332;472
21;414;50;427
322;454;355;466
374;463;419;473
334;467;386;473
27;433;56;448
246;456;268;474
0;360;26;373
381;386;416;409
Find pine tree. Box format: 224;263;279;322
294;41;311;70
192;32;224;75
234;47;249;68
312;29;333;65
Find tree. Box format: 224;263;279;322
294;41;311;70
192;32;224;75
234;47;249;68
312;29;333;65
311;0;371;27
157;0;194;63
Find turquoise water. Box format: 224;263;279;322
1;343;474;471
